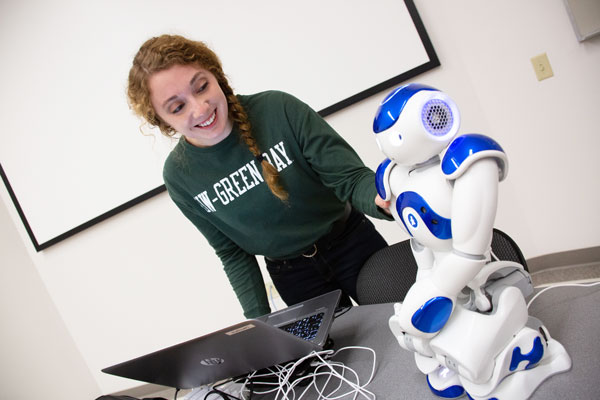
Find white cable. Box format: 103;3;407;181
238;346;376;400
490;250;499;261
295;346;376;400
274;350;335;400
240;364;292;398
527;281;600;309
310;362;370;400
307;346;377;400
268;283;279;311
294;365;347;400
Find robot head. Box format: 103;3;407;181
373;83;460;166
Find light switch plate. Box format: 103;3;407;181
531;53;554;81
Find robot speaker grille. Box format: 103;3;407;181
421;99;454;137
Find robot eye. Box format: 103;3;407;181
386;129;403;147
421;99;454;137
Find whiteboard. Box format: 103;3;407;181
0;0;438;251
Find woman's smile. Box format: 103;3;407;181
196;110;217;128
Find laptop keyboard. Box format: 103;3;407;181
279;312;324;341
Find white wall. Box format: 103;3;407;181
1;0;599;397
0;193;101;399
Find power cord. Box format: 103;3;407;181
334;305;353;319
203;389;240;400
205;380;243;400
238;346;377;400
527;281;600;309
177;380;244;400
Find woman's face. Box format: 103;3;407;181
148;64;233;147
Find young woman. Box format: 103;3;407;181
128;34;391;318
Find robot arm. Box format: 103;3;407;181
443;133;507;256
393;150;506;339
429;133;508;299
375;158;395;201
432;157;500;294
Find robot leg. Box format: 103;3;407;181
390;304;466;398
462;319;571;400
427;285;571;399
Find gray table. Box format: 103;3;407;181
260;283;600;399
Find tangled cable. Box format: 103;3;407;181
239;346;377;400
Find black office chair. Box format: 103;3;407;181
355;239;417;306
489;228;528;271
356;228;528;305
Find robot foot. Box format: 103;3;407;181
427;366;465;399
464;338;571;400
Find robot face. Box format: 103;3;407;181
373;84;460;166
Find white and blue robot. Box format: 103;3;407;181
373;83;571;399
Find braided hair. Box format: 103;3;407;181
127;34;288;201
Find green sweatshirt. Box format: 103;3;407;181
163;91;389;318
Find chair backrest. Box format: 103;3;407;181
356;239;417;305
490;228;529;271
356;228;528;305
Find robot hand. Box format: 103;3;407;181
389;302;436;358
391;251;487;339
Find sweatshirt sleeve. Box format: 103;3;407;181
164;182;271;319
281;92;393;221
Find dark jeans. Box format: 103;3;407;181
265;208;388;308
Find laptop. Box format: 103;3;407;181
102;289;342;389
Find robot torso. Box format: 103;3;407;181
388;158;454;252
377;134;508;252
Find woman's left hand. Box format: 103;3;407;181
375;195;392;216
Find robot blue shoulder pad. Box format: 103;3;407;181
441;134;508;180
373;83;438;133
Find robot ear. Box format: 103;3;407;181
420;98;458;138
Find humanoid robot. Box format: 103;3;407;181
372;83;571;399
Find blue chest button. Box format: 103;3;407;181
408;214;418;228
396;191;452;239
